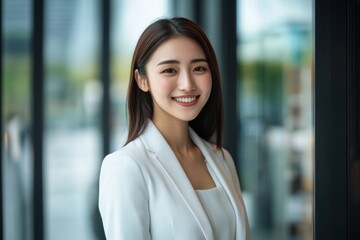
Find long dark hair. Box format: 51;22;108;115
125;17;224;148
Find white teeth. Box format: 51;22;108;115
174;97;197;103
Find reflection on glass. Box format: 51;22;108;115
2;0;33;240
237;0;313;239
44;0;102;239
110;0;172;150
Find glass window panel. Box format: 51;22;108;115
110;0;172;150
237;0;313;239
44;0;102;239
2;1;33;240
2;0;33;240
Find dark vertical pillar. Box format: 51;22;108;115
348;1;360;239
314;0;347;237
219;0;238;163
32;0;44;239
95;2;111;238
101;0;111;157
315;0;360;239
194;0;203;27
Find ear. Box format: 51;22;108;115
135;69;149;92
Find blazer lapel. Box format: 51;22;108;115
189;128;248;240
139;121;214;240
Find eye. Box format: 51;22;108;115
193;66;207;72
161;68;177;74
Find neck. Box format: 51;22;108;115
151;117;193;154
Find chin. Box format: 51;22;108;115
175;113;201;122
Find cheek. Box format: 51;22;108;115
201;77;212;104
147;76;175;95
199;75;212;93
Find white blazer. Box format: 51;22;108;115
99;120;250;240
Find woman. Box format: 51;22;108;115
99;17;250;240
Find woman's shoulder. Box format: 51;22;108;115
202;141;236;173
201;140;232;161
99;138;150;202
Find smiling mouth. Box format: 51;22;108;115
173;96;199;103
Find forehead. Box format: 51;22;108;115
149;36;206;63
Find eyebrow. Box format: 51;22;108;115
157;58;208;66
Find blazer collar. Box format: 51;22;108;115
139;120;214;240
189;128;248;240
140;120;247;240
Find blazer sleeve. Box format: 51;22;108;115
98;152;151;240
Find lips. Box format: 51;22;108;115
172;95;199;106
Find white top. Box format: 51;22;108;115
195;162;236;240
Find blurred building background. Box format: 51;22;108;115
1;0;359;240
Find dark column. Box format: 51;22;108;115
32;0;44;239
315;0;360;239
348;1;360;239
219;0;238;162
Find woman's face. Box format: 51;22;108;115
137;36;212;124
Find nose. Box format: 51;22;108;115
178;71;195;91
